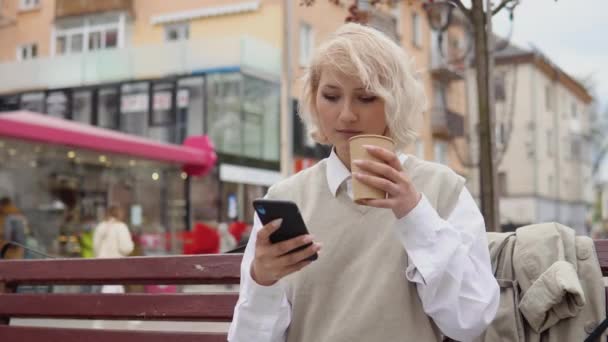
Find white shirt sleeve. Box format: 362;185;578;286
394;187;500;342
228;214;292;342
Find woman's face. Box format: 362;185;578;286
315;68;387;166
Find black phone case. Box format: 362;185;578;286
253;199;318;261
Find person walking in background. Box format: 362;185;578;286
93;205;134;293
0;197;27;259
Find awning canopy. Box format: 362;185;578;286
0;111;216;176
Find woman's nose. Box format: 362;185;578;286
338;103;358;123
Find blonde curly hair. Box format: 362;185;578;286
299;23;427;151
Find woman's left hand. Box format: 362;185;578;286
352;145;421;219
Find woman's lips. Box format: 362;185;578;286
336;130;363;138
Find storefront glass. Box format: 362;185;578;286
120;82;149;137
0;138;187;258
177;76;205;140
97;87;119;129
72;90;93;124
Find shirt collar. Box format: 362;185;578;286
325;148;409;197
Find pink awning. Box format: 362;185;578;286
0;111;217;176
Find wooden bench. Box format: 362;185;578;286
0;254;243;341
1;240;607;341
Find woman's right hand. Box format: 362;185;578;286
251;219;322;286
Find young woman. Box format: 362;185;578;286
228;23;499;342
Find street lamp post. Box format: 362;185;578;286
424;0;500;231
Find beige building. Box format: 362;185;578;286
0;0;471;228
465;44;594;233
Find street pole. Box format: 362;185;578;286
471;0;499;231
280;0;294;178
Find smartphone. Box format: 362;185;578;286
253;199;318;261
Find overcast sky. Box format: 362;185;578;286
492;0;608;110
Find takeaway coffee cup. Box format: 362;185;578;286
349;134;396;203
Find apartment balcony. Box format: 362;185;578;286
431;107;465;138
430;48;465;83
55;0;134;18
0;36;280;94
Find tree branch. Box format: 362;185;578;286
492;0;515;16
448;0;472;21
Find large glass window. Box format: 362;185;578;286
207;73;243;156
54;13;123;55
20;92;45;113
72;90;93;124
177;76;205;140
46;91;69;118
243;76;280;160
0;95;19;112
207;73;279;161
97;87;119;129
148;82;176;143
120;82;149;137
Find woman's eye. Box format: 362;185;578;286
323;94;339;102
359;95;377;103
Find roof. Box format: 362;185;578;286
0;111;217;176
493;40;593;104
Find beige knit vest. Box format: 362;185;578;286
266;155;465;342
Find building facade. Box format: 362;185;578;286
465;44;594;234
0;0;472;254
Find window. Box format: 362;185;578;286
496;122;506;146
46;91;69;118
208;73;243;156
177;76;205;140
17;43;37;61
498;172;507;196
97;87;119;129
412;12;422;48
547;130;553;157
571;102;577;118
54;14;124;55
495;74;506;102
299;23;313;66
149;82;177;143
164;23;189;42
19;0;39;11
20;92;44;112
120;82;149;137
545;85;554;112
571;137;582;161
72;90;93;124
434;140;447;164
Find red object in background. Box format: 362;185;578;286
229;221;247;243
294;158;318;173
182;222;220;255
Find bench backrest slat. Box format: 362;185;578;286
0;326;228;342
0;254;242;286
595;240;608;275
0;293;238;321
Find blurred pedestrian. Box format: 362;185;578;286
0;197;27;259
93;205;134;293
